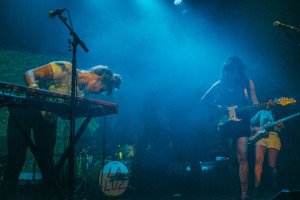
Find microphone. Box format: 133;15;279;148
273;21;300;32
48;8;66;18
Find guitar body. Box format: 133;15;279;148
218;106;242;126
217;97;296;128
249;129;268;144
249;112;300;144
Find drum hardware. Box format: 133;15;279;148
71;144;135;198
115;144;136;161
74;149;94;179
73;149;95;199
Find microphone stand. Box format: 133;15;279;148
56;11;89;200
283;30;300;47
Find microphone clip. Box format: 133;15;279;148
49;8;66;19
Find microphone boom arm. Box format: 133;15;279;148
58;14;89;53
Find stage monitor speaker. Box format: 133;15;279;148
270;189;300;200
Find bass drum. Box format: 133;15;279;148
88;160;130;198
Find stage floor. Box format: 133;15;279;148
0;184;285;200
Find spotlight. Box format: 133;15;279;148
174;0;183;6
173;0;189;16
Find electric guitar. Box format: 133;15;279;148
217;97;296;127
249;112;300;144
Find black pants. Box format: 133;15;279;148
1;108;57;190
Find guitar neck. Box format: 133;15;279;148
238;97;296;112
263;112;300;129
238;103;267;112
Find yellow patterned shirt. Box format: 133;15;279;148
42;61;84;97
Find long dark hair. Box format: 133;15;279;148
221;55;248;87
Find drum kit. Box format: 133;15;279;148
73;144;135;199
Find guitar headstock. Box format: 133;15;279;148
273;97;296;106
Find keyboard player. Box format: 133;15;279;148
0;61;121;199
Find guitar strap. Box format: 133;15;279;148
243;88;248;100
243;79;251;104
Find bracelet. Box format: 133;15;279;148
28;83;38;88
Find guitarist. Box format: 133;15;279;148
250;107;284;196
201;56;259;200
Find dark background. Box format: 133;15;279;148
0;0;300;196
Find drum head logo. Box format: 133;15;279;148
99;161;129;196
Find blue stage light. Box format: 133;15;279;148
174;0;183;6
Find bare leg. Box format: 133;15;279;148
255;145;266;188
268;148;279;187
237;137;249;199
